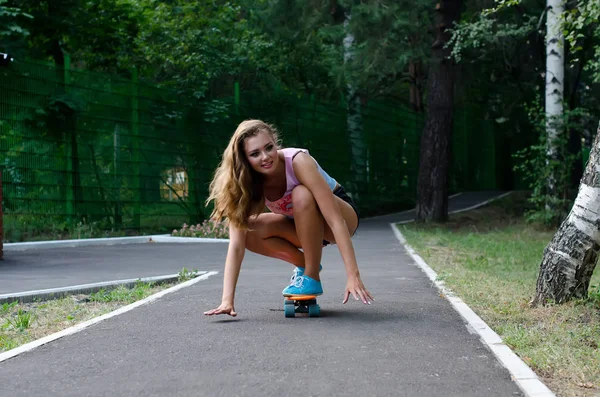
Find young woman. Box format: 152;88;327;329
204;119;373;317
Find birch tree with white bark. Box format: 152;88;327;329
531;0;600;305
544;0;565;212
532;121;600;305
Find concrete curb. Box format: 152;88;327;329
390;225;555;397
4;235;229;251
0;272;207;304
0;271;219;364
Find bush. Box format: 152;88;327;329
172;219;229;239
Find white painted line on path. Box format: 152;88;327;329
390;225;555;397
0;271;219;364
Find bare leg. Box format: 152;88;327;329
291;185;324;281
246;213;305;266
245;192;358;275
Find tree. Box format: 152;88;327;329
131;0;290;101
0;0;32;56
448;0;600;223
415;0;463;222
335;0;432;194
341;4;369;192
532;121;600;305
544;0;565;216
252;0;432;199
532;0;600;305
9;0;140;73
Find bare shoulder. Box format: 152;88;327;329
291;151;317;170
292;152;328;188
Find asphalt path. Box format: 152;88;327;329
0;192;525;396
0;191;508;295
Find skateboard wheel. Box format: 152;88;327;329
308;304;320;317
284;303;296;318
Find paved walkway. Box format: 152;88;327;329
0;191;532;396
0;191;508;296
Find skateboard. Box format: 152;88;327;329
283;295;320;318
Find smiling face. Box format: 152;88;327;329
243;130;279;175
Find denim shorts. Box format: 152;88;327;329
323;184;360;246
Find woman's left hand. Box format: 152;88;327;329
343;276;374;305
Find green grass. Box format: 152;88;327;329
88;281;155;303
398;192;600;397
0;272;199;353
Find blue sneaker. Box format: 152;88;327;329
290;264;323;283
282;275;323;296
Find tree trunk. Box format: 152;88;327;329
409;60;424;113
531;121;600;306
415;0;462;222
545;0;565;210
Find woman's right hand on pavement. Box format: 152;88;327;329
204;302;237;317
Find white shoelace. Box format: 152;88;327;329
290;275;305;288
290;267;302;283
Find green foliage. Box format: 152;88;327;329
338;0;431;96
8;309;35;331
480;0;524;16
2;211;128;242
588;284;600;309
133;0;269;98
563;0;600;82
246;0;335;97
0;335;17;351
177;267;200;282
255;0;432;99
449;0;600;219
71;220;103;240
513;101;592;226
445;0;546;154
1;302;18;315
448;13;538;64
0;0;31;36
13;0;141;73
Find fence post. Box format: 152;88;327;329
131;67;141;229
64;54;74;224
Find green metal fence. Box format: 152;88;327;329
0;58;497;242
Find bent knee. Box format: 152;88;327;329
291;185;317;212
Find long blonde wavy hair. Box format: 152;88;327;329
206;119;281;230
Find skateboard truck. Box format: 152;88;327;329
283;295;320;318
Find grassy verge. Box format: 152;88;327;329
398;192;600;397
0;268;200;353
